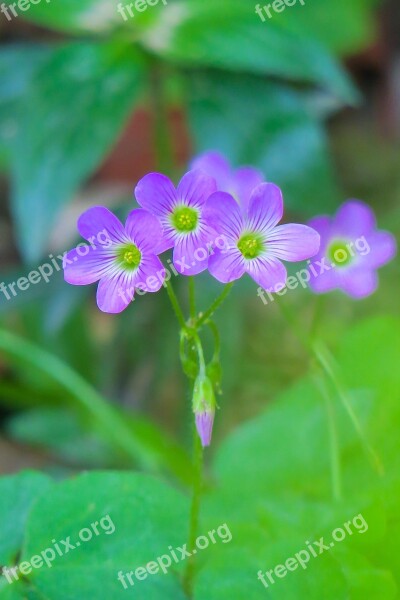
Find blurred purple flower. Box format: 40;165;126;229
191;151;264;212
135;170;217;276
203;183;320;288
64;206;165;314
308;200;397;298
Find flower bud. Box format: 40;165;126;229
192;374;216;447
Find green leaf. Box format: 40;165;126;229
1;0;118;33
0;45;52;170
20;472;189;599
0;329;192;484
142;0;357;102
195;315;400;598
9;42;146;262
187;72;341;214
277;0;380;55
5;408;117;468
0;471;52;565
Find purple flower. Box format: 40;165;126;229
308;200;397;298
64;206;166;314
191;151;264;212
192;374;216;448
135;170;217;276
203;183;320;289
195;411;215;448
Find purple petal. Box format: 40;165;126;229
173;232;210;276
77;206;126;245
134;254;166;292
190;152;264;212
233;166;264;212
247;183;283;233
177;169;217;208
338;267;378;299
154;228;177;254
208;247;246;284
332;200;376;238
125;209;164;253
195;410;214;447
266;224;320;261
63;247;114;285
308;264;339;294
135;173;177;217
307;215;333;254
244;255;287;290
359;230;397;269
96;271;135;314
203;192;244;240
190;151;231;190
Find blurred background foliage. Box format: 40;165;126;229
0;0;399;598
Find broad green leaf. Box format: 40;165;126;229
3;0;378;61
187;72;341;215
195;315;400;597
142;0;357;103
1;0;119;33
0;472;52;565
0;45;52;169
278;0;380;55
20;472;189;599
9;42;145;262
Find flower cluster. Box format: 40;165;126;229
63;150;396;448
64;151;322;313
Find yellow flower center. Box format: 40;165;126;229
237;233;264;259
172;206;198;233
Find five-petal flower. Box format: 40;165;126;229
64;206;166;313
203;183;320;288
135;169;217;275
308;200;397;298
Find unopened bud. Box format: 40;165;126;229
192;375;216;447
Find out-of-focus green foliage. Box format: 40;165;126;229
0;1;398;599
2;44;145;261
1;316;399;598
0;471;52;565
187;72;340;214
0;0;379;260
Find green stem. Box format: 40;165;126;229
165;279;187;330
206;320;221;363
275;296;384;476
189;277;196;321
183;430;203;596
314;343;384;475
313;374;342;501
192;332;206;377
197;283;234;328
